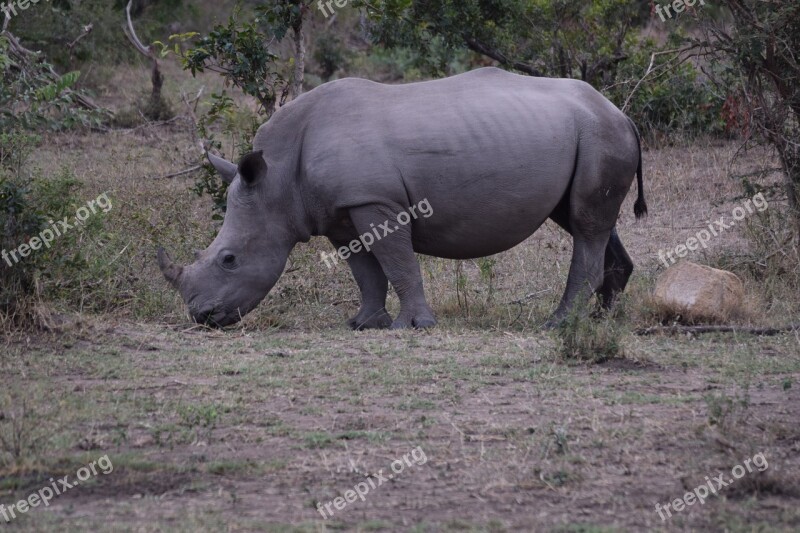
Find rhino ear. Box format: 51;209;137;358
207;152;238;184
238;150;267;186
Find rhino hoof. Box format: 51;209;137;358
543;317;564;330
412;317;437;329
348;308;393;330
390;313;437;330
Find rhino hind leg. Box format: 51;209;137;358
331;238;393;330
549;209;634;312
597;228;634;309
347;205;437;330
546;171;633;325
547;232;611;327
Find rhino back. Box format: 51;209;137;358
262;68;633;257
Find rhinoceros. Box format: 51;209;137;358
158;67;646;329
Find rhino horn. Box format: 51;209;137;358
207;152;238;184
157;247;183;288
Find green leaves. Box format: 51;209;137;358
255;2;304;42
356;0;647;83
34;71;81;102
169;11;285;114
1;37;103;131
163;4;307;219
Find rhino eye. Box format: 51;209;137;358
221;254;237;268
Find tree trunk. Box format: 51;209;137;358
292;17;305;99
151;58;163;104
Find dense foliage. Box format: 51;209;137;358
0;34;104;131
698;0;800;231
0;133;111;319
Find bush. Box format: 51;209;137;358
712;180;800;319
607;38;727;143
0;132;114;326
0;133;45;313
552;301;623;364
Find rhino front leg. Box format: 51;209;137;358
348;205;436;329
330;238;393;330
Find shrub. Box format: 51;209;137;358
552;301;623;363
0;132;114;326
607;38;727;143
0;133;45;311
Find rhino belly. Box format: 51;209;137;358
407;166;571;260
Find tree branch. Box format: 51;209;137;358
124;0;152;57
68;24;94;51
635;324;800;336
464;37;542;76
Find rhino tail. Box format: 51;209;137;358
628;117;648;219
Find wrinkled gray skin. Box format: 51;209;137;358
158;67;647;329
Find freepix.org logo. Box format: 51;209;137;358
657;192;767;268
320;198;433;269
1;0;49;23
1;192;112;267
0;454;113;523
317;446;427;519
654;0;707;22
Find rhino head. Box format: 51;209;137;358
158;150;298;327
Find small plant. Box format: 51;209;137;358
455;261;469;313
0;389;66;469
179;403;221;429
739;190;799;306
477;257;496;302
704;388;750;432
552;425;570;455
552;298;623;363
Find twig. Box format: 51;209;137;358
506;288;552;327
181;89;201;129
506;288;552;305
635;324;800;336
622;52;656;113
68;24;94;50
154;164;202;179
330;298;359;306
180;88;208;156
464;37;543;76
118;115;185;133
622;46;698;113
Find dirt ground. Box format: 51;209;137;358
2;319;799;532
2;64;800;532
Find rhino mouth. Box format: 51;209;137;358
185;282;272;328
193;309;241;328
187;301;225;327
193;308;218;327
